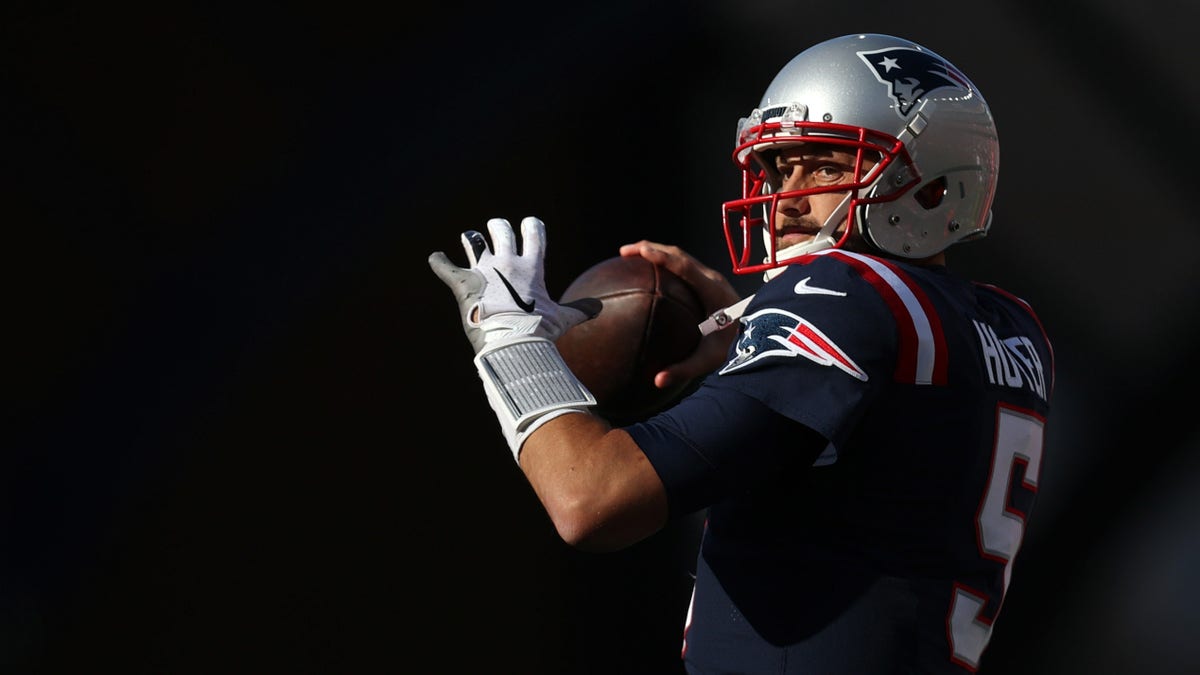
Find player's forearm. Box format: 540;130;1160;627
519;412;669;552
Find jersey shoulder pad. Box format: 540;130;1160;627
743;251;953;386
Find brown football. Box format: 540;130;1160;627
556;255;706;423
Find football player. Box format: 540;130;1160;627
430;33;1054;674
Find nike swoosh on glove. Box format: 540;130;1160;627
429;216;603;459
429;216;601;353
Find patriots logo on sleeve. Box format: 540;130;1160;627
857;47;973;117
718;307;868;381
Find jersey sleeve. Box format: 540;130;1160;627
625;252;910;516
626;386;826;517
708;253;900;449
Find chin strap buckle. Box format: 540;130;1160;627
698;295;755;336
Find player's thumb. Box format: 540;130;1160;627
429;251;484;302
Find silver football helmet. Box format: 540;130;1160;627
722;33;999;277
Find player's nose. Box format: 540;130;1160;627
777;191;810;217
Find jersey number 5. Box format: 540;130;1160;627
949;403;1045;671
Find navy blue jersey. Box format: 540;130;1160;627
627;249;1054;674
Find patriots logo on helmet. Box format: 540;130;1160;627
858;47;972;117
718;307;868;381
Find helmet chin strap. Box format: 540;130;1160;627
761;192;854;282
705;191;862;336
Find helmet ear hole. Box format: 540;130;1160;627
914;176;948;210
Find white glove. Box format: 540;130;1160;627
429;216;601;459
429;216;600;351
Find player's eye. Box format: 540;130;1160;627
811;164;851;185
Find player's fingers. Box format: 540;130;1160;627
618;243;696;285
618;242;739;314
486;217;517;257
618;241;683;266
520;216;546;261
429;251;485;301
461;230;490;266
428;251;457;284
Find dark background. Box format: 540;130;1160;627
5;2;1198;673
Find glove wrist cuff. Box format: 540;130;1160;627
474;336;596;461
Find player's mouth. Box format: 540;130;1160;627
775;221;819;249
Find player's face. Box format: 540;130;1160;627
771;143;876;251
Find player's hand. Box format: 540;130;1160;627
618;240;741;389
429;216;602;353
